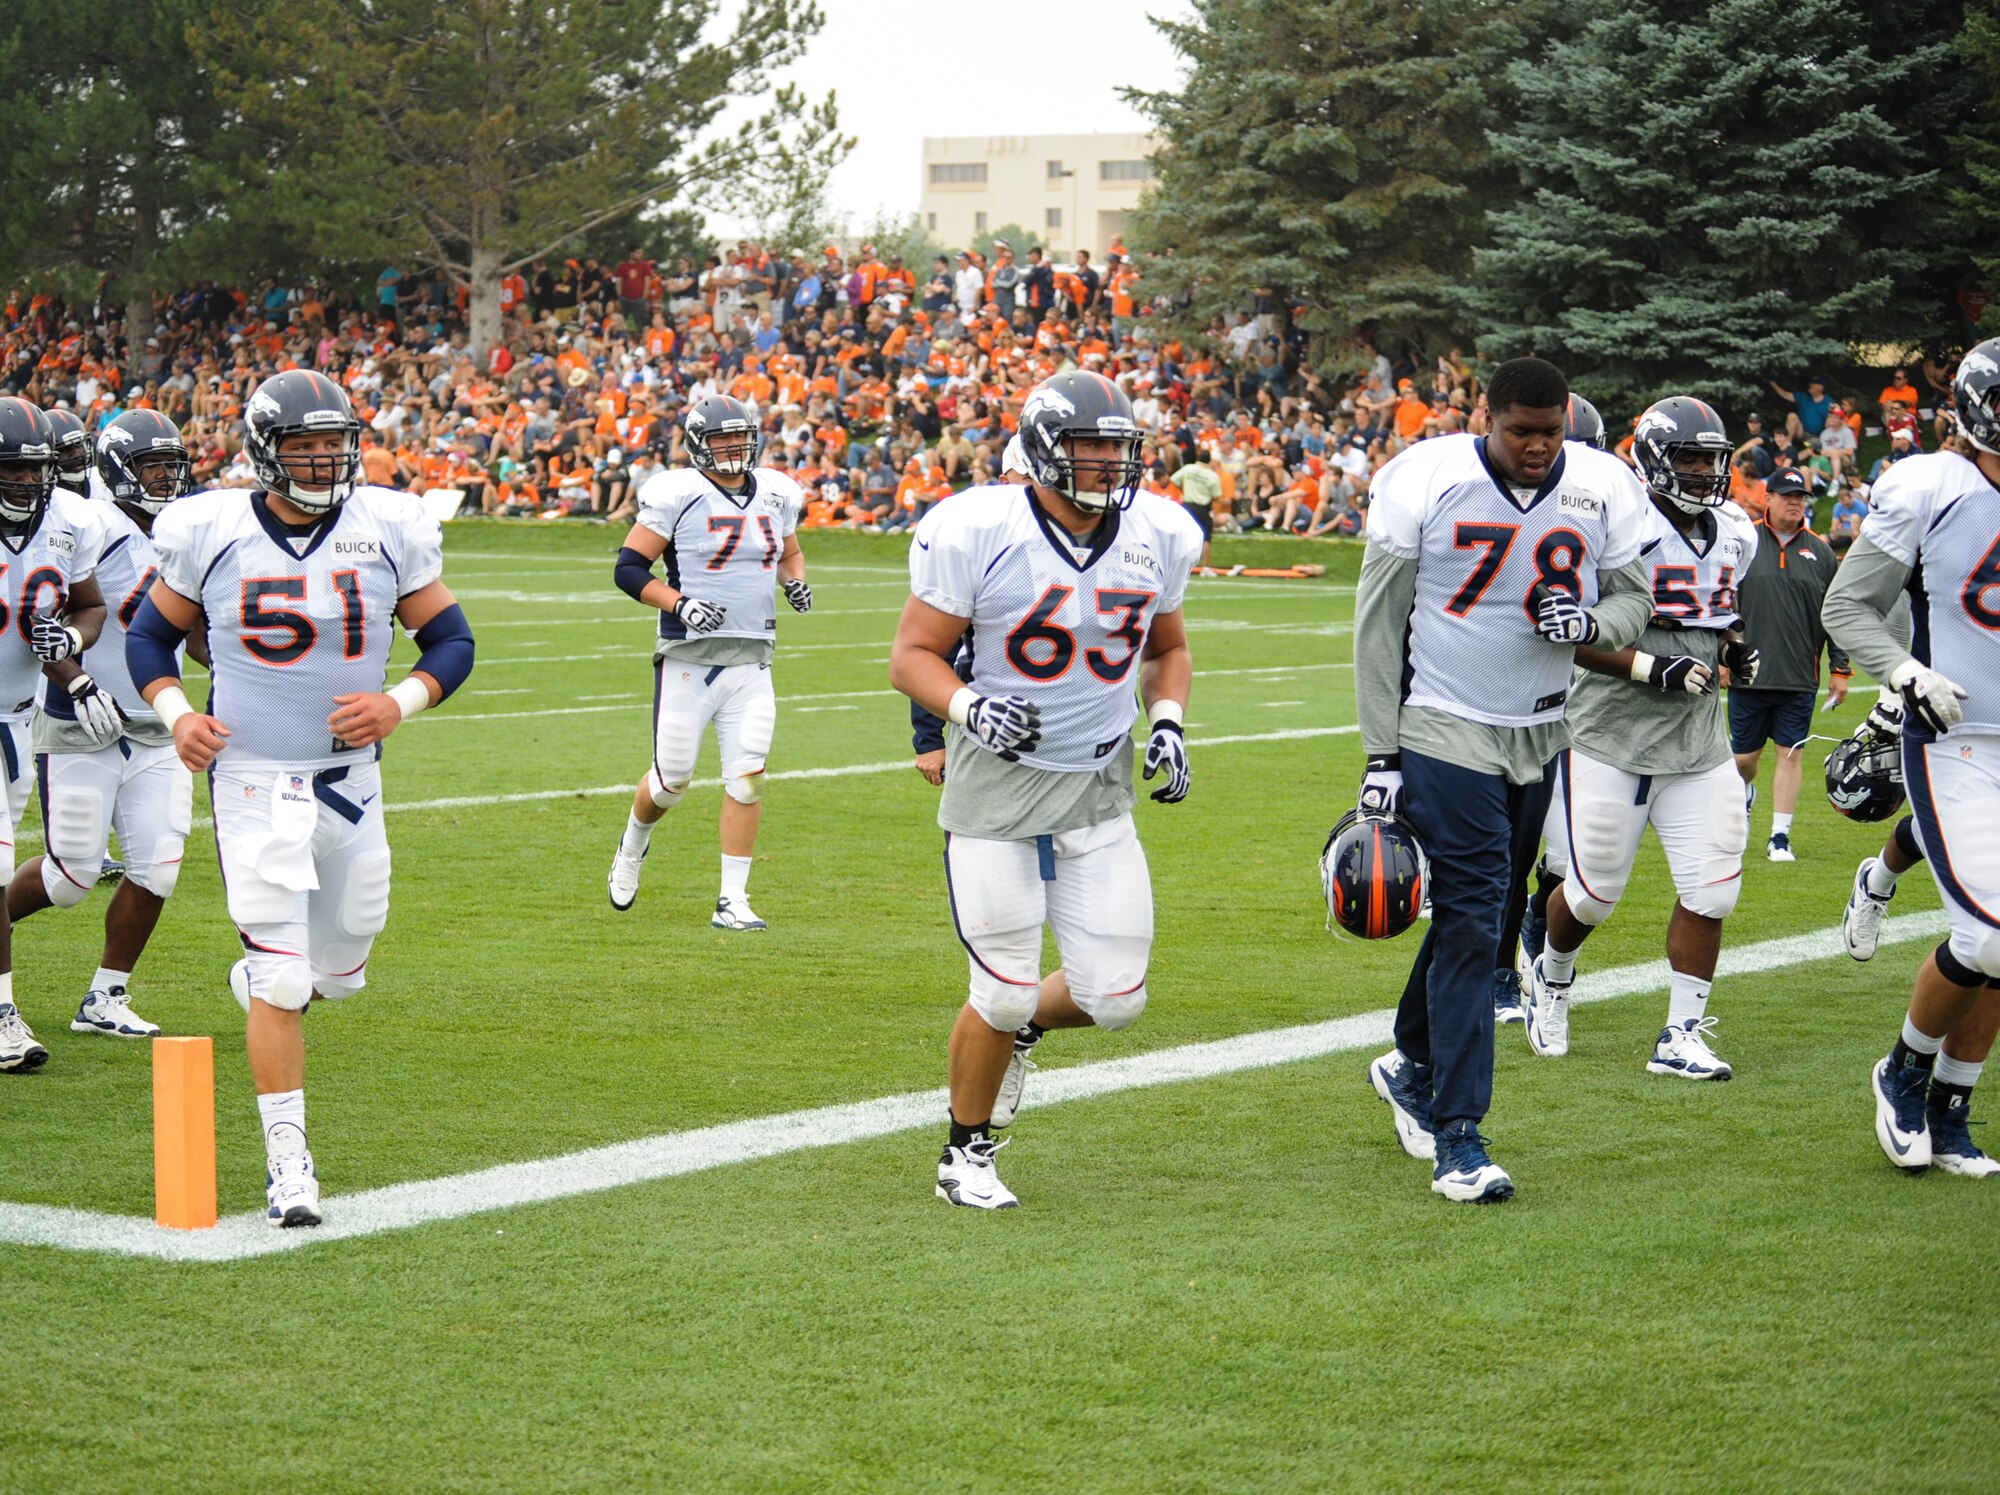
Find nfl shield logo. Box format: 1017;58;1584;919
289;775;306;792
1962;745;1974;760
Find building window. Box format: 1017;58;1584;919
1046;208;1062;229
926;213;936;230
1099;160;1149;181
974;211;988;234
929;163;988;185
1047;159;1066;179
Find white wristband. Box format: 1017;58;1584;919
1149;699;1185;728
389;677;433;721
946;686;977;726
153;684;192;730
63;626;82;657
1628;651;1656;684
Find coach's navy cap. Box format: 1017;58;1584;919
1768;469;1809;496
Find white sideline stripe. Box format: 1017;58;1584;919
0;911;1946;1263
7;727;1356;850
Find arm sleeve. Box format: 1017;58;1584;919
410;602;475;700
1821;537;1914;684
614;547;656;603
1589;558;1653;651
125;595;190;690
1354;545;1418;757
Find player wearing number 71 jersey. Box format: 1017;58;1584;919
125;370;477;1227
891;370;1203;1209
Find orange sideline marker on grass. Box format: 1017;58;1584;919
153;1036;217;1230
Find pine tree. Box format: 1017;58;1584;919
1952;0;2000;334
1468;0;1956;411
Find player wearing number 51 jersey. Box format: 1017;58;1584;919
892;371;1202;1209
126;370;476;1227
1354;358;1652;1203
1825;338;2000;1179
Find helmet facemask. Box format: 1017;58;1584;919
1033;426;1144;514
256;428;360;516
1652;440;1732;514
54;442;90;494
0;455;52;526
694;423;761;478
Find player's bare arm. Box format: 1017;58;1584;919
1138;607;1191;712
327;578;469;748
889;596;975;721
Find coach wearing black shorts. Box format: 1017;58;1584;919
1729;469;1848;862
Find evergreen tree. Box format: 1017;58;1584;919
1468;0;1952;411
1953;0;2000;334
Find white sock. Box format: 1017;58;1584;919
1666;971;1712;1028
1865;858;1902;898
720;853;752;902
93;966;132;997
1773;813;1794;836
0;969;13;1009
257;1089;308;1163
1934;1053;1984;1087
620;812;653;858
1901;1016;1944;1056
1542;941;1579;984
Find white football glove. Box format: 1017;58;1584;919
1719;638;1760;686
782;578;812;613
673;597;727;634
1891;659;1968;735
966;694;1041;759
1358;754;1404;817
30;615;82;663
1631;652;1714;695
1142;720;1190;803
66;673;125;746
1530;584;1598;646
1864;686;1906;740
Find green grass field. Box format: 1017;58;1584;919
2;523;1994;1493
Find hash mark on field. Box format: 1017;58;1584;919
1260;701;1307;708
794;705;860;713
0;914;1944;1262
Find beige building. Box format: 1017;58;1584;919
917;133;1159;260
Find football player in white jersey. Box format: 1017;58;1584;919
607;394;810;930
1824;339;2000;1179
1355;357;1654;1201
0;399;117;1074
891;371;1202;1209
1522;397;1763;1079
126;370;476;1226
5;411;202;1042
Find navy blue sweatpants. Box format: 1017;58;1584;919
1394;749;1557;1130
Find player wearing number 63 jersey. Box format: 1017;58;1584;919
1354;357;1652;1202
891;370;1202;1209
1824;338;2000;1178
607;394;809;930
125;368;476;1227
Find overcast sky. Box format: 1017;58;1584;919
705;0;1192;238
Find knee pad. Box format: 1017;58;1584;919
311;959;368;1001
126;834;185;899
1678;875;1742;922
1944;931;2000;985
1562;870;1619;928
44;785;105;865
967;969;1040;1034
40;855;95;908
1080;979;1148;1031
644;767;686;809
724;769;764;806
336;849;392;939
1066;931;1152;1031
243;952;313;1012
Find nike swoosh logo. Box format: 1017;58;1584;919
359;794;379;807
1885;1129;1913;1156
916;539;930;550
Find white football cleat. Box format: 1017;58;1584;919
265;1151;323;1229
1647;1017;1733;1080
0;1002;49;1073
1766;831;1796;863
1368;1049;1436;1161
607;843;645;911
936;1137;1017;1209
1842;857;1893;961
990;1028;1041;1129
71;987;161;1038
229;959;252;1013
1873;1057;1932;1174
711;895;767;931
1524;956;1572;1057
1930;1096;2000;1178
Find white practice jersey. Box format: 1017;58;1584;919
1859;451;2000;739
152;486;444;770
1368;435;1649;727
1638;498;1759;632
52;481;175;726
635;465;803;646
0;488;107;716
911;486;1203;773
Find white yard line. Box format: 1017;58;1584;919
0;911;1945;1263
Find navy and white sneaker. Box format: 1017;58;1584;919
1517;899;1548;981
71;986;161;1038
1647;1017;1732;1080
1492;968;1526;1026
1873;1056;1932;1173
1368;1049;1435;1161
1842;857;1893;961
1431;1121;1513;1203
1767;831;1795;863
607;843;646;911
0;1002;48;1073
936;1136;1017;1208
1929;1095;2000;1178
990;1025;1041;1129
711;895;767;931
265;1152;323;1228
1524;956;1572;1057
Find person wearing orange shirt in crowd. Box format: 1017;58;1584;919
499;269;529;320
878;255;916;313
1877;367;1919;426
1109;260;1141;335
1392;379;1432;442
644;313;675;363
1731;456;1769;521
729;359;774;408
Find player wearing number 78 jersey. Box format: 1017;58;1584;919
125;370;476;1228
891;370;1203;1209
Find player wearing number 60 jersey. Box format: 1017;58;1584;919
1354;357;1652;1203
125;369;476;1228
891;370;1202;1210
607;394;809;930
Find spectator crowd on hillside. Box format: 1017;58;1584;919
1;240;1962;541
